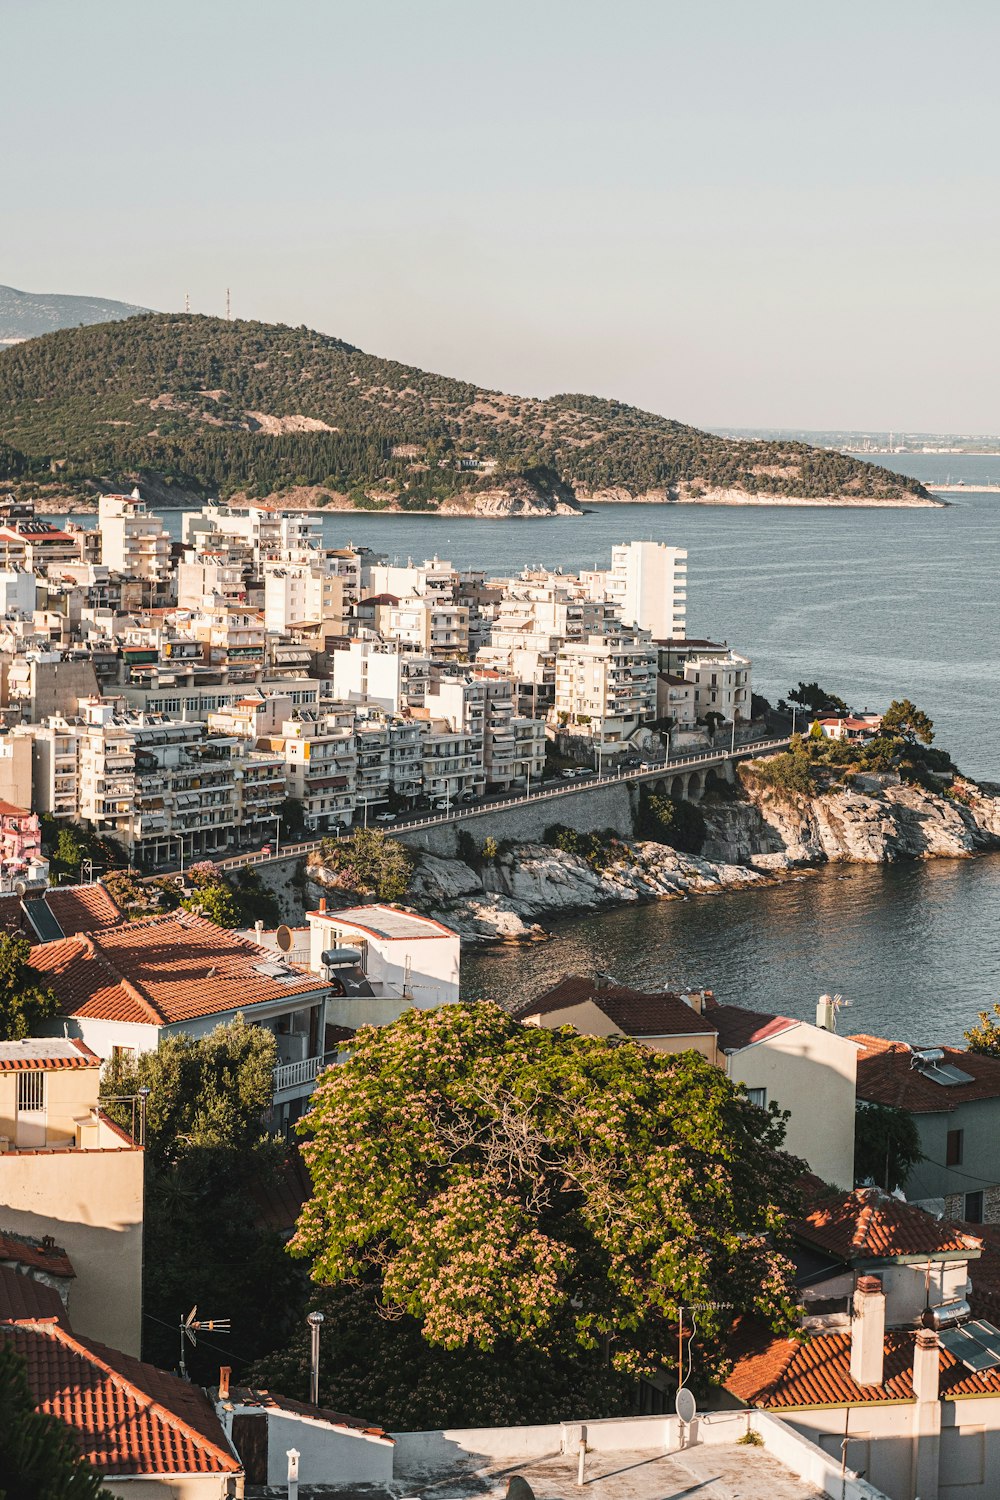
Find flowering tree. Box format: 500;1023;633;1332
292;1003;802;1381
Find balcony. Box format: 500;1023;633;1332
272;1053;333;1097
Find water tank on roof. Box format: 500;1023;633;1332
321;948;363;968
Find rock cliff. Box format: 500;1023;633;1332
703;773;1000;867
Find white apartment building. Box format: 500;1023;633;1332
330;639;430;713
263;561;344;637
176;557;247;611
604;540;688;640
307;900;461;1026
684;650;752;722
381;597;469;660
554;634;658;749
97;492;171;584
259;709;357;832
366;556;457;601
0;565;39;617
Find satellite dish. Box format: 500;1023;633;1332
675;1387;697;1425
275;924;293;953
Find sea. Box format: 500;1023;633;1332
60;452;1000;1041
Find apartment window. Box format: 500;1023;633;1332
947;1129;964;1166
112;1045;136;1064
745;1087;768;1109
17;1072;45;1112
965;1191;985;1224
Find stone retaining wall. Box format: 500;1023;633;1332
397;780;638;858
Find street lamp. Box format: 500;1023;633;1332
175;834;186;875
268;812;282;854
306;1311;324;1406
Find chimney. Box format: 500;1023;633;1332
254;919;263;941
850;1274;886;1387
912;1329;940;1404
682;989;705;1015
219;1365;231;1401
319;897;327;913
816;993;835;1031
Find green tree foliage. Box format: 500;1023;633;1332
637;792;706;854
279;796;307;839
741;733;815;796
854;1103;925;1192
318;828;413;901
0;933;58;1042
787;682;849;715
880;699;935;746
250;1282;638;1430
178;860;280;928
0;1340;111;1499
290;1004;802;1386
101;1014;277;1166
542;824;621;870
100;1019;300;1376
964;1003;1000;1056
0;315;930;505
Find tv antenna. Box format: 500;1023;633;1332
831;993;852;1031
178;1305;230;1381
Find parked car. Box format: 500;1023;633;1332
561;768;577;778
261;844;272;856
374;812;396;823
433;799;450;811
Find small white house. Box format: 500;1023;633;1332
306;901;461;1030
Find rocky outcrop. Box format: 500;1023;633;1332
706;773;1000;866
404;841;771;944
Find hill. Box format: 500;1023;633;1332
0;314;936;511
0;284;152;345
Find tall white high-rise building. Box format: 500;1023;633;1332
607;541;687;640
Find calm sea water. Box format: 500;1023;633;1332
65;453;999;1040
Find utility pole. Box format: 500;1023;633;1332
306;1310;324;1405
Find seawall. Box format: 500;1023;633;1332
397;780;638;858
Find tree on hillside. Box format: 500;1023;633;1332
0;1340;110;1499
880;699;935;746
101;1018;301;1377
787;681;849;715
854;1102;925;1193
318;828;413;902
0;933;58;1042
290;1004;802;1391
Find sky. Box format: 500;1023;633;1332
5;0;999;431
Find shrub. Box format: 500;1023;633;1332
637;792;706;855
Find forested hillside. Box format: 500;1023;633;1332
0;314;931;507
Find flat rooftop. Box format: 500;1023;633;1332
260;1440;828;1499
311;905;453;942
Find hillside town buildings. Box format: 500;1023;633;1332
0;502;751;864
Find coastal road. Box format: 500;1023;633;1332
188;735;792;878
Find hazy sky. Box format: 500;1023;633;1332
6;0;999;430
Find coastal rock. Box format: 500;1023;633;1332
727;774;1000;865
405;840;768;945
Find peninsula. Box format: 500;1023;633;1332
0;313;938;514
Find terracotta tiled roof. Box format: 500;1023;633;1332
728;1323;1000;1409
0;1265;68;1324
29;911;326;1027
513;975;717;1036
706;999;799;1052
851;1033;1000;1112
0;1231;74;1279
41;884;126;938
0;799;31;818
0;1319;240;1475
793;1187;982;1264
0;1038;100;1071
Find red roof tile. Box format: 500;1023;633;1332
42;884;126;938
794;1187;982;1263
851;1034;1000;1112
728;1323;1000;1409
0;1231;74;1279
234;1388;392;1441
29;911;326;1027
0;1320;239;1475
0;1265;68;1324
513;975;717;1036
0;1038;100;1071
706;999;799;1052
0;894;24;934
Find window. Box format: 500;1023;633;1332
965;1191;984;1224
17;1072;45;1112
746;1087;768;1109
947;1129;965;1166
112;1045;135;1064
